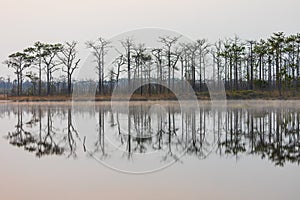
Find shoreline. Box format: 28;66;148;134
1;100;300;110
2;97;300;102
2;90;300;102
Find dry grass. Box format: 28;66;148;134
2;90;300;102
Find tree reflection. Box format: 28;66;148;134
3;103;300;166
89;107;107;159
5;105;82;158
5;105;65;157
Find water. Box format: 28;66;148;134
0;100;300;200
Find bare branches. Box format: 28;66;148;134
159;35;182;89
112;55;126;84
57;41;80;95
86;37;111;94
158;35;182;50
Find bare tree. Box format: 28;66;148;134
86;37;111;94
112;55;126;85
196;39;210;91
152;48;163;83
57;41;81;95
132;43;151;95
247;40;256;90
121;38;134;89
159;36;181;90
181;42;197;89
212;40;223;82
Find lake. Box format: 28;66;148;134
0;100;299;200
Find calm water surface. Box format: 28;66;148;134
0;100;300;200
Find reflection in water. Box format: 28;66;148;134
2;102;300;167
5;106;65;157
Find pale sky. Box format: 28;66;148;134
1;0;300;78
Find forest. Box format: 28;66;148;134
1;32;300;99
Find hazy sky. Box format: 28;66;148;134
1;0;300;77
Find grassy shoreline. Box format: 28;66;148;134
1;90;300;101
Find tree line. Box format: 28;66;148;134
2;32;300;97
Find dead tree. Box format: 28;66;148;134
196;39;210;91
159;36;181;91
86;37;111;95
57;41;80;95
120;38;134;89
152;48;164;93
112;55;126;86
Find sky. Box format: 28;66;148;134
0;0;300;78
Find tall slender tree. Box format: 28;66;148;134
121;38;134;90
41;43;63;95
86;37;111;95
159;36;181;90
4;52;33;96
57;41;81;95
